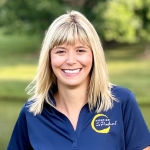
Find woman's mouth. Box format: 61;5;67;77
62;69;81;74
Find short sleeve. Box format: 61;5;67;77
122;92;150;150
7;105;33;150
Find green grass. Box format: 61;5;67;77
108;60;150;103
140;106;150;129
0;30;40;101
105;44;150;104
0;80;29;100
0;100;25;150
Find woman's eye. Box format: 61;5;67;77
56;50;66;54
77;49;86;53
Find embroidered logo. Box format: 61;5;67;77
91;114;117;133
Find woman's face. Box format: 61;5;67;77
50;40;93;88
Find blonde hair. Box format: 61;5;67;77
26;10;116;115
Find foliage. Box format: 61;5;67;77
0;0;67;34
0;0;150;43
94;0;150;43
0;0;102;35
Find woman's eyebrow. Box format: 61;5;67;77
76;46;88;49
53;45;88;50
53;46;66;50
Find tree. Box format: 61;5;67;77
0;0;104;36
94;0;150;44
0;0;67;35
134;0;150;46
1;0;149;45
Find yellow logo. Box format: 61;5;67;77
91;114;111;133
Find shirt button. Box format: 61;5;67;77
72;141;77;150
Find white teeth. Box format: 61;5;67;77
64;69;80;74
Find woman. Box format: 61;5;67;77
7;10;150;150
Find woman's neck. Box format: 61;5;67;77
55;86;88;111
54;85;88;130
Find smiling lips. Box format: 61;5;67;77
62;69;81;74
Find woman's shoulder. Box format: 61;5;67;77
111;85;131;94
19;100;35;116
111;85;136;104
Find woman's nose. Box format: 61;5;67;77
66;51;76;65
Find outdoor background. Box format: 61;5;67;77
0;0;150;149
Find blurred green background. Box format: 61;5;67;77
0;0;150;149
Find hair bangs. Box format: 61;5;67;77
51;22;91;49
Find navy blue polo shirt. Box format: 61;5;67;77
7;86;150;150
